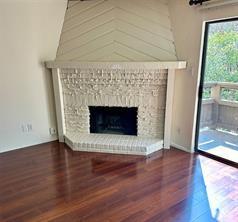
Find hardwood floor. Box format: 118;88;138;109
0;142;237;222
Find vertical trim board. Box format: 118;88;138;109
52;68;65;142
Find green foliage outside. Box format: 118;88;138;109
203;21;238;101
221;88;238;101
203;88;211;99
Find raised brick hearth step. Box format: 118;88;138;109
65;133;163;155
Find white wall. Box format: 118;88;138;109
0;0;67;152
2;0;237;154
168;0;238;152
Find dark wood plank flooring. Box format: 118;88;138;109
0;141;237;222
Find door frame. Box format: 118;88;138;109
194;17;238;167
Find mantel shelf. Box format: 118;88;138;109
46;61;187;70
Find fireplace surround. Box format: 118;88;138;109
46;61;186;155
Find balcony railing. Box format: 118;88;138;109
201;82;238;132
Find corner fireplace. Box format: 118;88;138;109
46;61;187;155
89;106;137;136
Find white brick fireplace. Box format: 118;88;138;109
46;61;186;155
46;0;187;155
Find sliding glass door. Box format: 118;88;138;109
196;18;238;164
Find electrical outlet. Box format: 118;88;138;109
21;123;33;133
27;124;33;132
21;125;27;133
49;128;57;135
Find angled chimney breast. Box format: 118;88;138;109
56;0;177;62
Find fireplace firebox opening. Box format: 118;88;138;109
89;106;138;136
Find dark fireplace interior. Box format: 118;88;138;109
89;106;137;136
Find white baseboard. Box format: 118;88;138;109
171;142;193;153
0;138;58;154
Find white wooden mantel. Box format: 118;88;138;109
46;61;186;150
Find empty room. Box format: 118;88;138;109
0;0;237;221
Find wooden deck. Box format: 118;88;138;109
199;129;238;163
0;141;238;222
